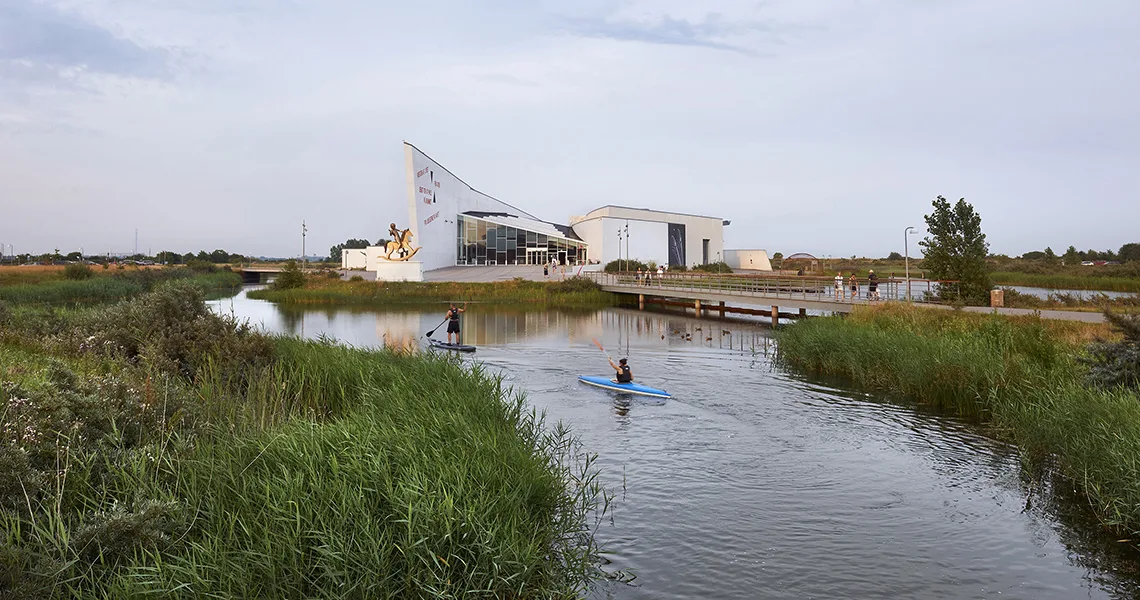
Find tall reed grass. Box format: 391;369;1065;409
0;271;240;306
776;303;1140;536
991;271;1140;293
249;278;617;308
2;298;607;597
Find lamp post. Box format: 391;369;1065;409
624;222;629;272
617;227;623;274
904;226;917;301
302;220;308;272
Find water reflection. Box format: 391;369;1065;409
208;287;1140;599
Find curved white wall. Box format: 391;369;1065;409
404;143;536;271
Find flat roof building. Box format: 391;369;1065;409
403;142;729;272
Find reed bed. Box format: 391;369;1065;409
990;271;1140;293
776;303;1140;536
1;288;606;598
0;271;240;306
249;277;617;308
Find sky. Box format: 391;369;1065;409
1;0;1138;259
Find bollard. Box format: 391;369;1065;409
695;299;702;318
990;289;1004;308
771;305;779;327
719;301;726;317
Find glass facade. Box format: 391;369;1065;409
456;214;588;266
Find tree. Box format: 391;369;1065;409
1022;251;1045;260
1063;246;1080;265
887;251;904;261
196;250;209;261
273;259;306;290
771;252;783;261
1082;311;1140;391
1043;246;1058;265
329;238;372;262
208;249;230;263
918;196;991;305
1120;243;1140;263
65;251;83;262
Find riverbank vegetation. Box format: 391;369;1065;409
1;283;607;598
0;268;241;306
1001;287;1140;311
776;303;1140;538
250;275;618;308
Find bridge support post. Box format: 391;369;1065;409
771;305;779;327
638;294;644;310
799;308;807;318
695;299;702;318
718;301;725;317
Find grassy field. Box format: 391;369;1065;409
991;271;1140;293
0;284;606;598
0;268;241;306
249;276;619;308
776;303;1140;538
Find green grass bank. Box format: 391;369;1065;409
775;304;1140;538
1;284;606;598
249;276;619;308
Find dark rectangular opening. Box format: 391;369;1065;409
702;239;710;264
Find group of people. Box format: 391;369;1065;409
543;258;566;280
439;302;636;384
635;265;667;285
833;270;881;301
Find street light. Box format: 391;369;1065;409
904;226;918;301
617;227;623;273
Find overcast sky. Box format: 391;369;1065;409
2;0;1138;259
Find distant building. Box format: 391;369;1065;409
393;142;732;272
724;250;773;271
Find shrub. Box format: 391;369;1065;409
76;283;274;380
273;260;306;290
603;259;651;273
64;263;94;280
349;275;364;282
551;276;602;294
1083;311;1140;391
691;261;734;274
186;259;217;273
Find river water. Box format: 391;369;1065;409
210;288;1140;599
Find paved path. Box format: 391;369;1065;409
424;265;584;282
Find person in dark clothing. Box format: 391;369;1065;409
609;357;632;383
868;270;880;300
445;303;466;344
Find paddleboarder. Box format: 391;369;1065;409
445;303;466;345
608;357;633;383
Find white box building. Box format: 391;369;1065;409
569;206;728;269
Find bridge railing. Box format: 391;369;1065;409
582;271;959;304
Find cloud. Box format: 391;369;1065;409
554;12;785;55
0;1;170;79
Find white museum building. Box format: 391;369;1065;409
344;143;768;276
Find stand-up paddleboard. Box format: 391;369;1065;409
577;375;671;399
428;339;476;353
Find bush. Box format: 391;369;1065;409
550;276;602;294
273;260;306;290
186;259;217;273
603;259;651;273
76;283;274;380
691;261;733;274
64;263;94;280
1083;311;1140;391
349;275;364;282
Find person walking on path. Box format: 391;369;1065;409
849;273;859;300
543;263;549;279
636;267;643;286
868;269;880;301
834;272;845;300
445;303;466;345
656;265;664;286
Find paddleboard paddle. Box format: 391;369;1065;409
425;317;448;338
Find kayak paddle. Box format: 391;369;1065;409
592;338;613;362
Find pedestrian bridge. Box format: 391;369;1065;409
582;271;945;322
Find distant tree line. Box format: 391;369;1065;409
1020;243;1139;264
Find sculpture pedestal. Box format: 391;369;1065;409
371;261;423;282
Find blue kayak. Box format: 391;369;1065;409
577;375;671;399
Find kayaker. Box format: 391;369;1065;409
445;303;466;344
608;357;633;383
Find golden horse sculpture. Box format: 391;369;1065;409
384;223;421;261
